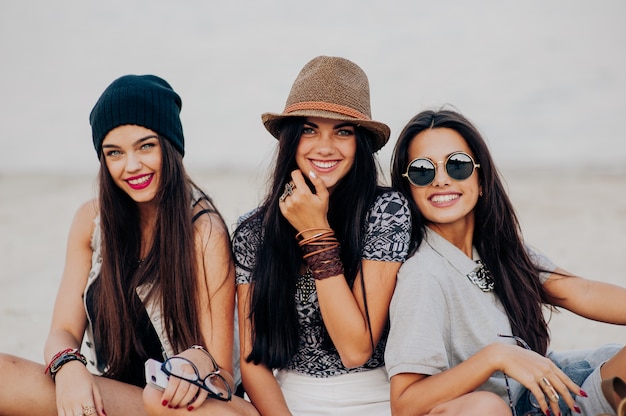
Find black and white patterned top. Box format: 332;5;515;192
233;190;411;377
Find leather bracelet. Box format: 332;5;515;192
45;348;87;381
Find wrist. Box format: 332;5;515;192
45;348;87;381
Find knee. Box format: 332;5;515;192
469;391;510;414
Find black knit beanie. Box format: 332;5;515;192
89;74;185;156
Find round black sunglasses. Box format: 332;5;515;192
403;151;480;187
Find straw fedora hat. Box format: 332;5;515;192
261;56;390;152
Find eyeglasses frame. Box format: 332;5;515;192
160;356;233;402
402;151;480;187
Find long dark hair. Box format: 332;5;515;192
390;109;551;355
240;118;381;368
92;137;226;378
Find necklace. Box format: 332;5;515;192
427;239;495;292
467;260;495;292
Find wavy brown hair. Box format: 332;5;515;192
390;109;552;355
91;137;226;378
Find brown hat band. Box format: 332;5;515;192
285;101;371;120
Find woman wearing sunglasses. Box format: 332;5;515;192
385;108;626;416
232;56;411;415
0;75;258;416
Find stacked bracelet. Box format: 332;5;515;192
44;348;87;381
297;228;344;280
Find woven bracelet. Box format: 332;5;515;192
303;245;344;280
45;349;87;381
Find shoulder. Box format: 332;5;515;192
366;190;412;230
397;244;448;284
371;189;410;214
193;211;229;250
366;189;411;225
233;208;262;241
64;199;99;254
71;199;98;234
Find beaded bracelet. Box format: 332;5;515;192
44;348;87;381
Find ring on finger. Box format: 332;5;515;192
82;405;97;416
540;377;552;388
279;182;296;202
548;389;560;403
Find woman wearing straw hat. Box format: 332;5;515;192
0;75;258;415
233;56;412;415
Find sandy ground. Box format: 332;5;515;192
0;168;624;363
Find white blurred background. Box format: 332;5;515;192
1;0;625;176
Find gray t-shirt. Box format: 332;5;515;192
234;190;412;377
385;226;556;402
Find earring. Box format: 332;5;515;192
479;191;483;197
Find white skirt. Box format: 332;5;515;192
275;367;391;416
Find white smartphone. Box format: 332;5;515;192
145;358;169;390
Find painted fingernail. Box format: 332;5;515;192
574;406;581;414
545;409;551;416
187;406;194;411
309;171;317;179
579;389;588;397
168;405;173;409
161;400;168;406
102;411;107;416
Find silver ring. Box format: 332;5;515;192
540;377;552;387
279;182;296;202
540;378;559;402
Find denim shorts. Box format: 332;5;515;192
515;345;622;416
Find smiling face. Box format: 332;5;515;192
101;124;162;204
295;117;357;192
407;127;481;237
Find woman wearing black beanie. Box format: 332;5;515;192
0;75;259;416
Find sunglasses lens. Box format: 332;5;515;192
407;158;436;186
446;153;475;181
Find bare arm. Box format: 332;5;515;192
194;212;236;375
280;169;400;367
391;343;583;416
237;283;292;416
43;199;109;415
543;267;626;324
315;259;400;367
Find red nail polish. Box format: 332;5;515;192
574;406;581;414
545;409;551;416
102;411;107;416
168;405;173;409
579;389;588;397
162;400;168;406
187;406;194;411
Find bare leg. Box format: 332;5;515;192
143;385;259;416
0;353;146;416
427;391;511;416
